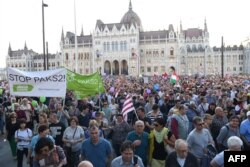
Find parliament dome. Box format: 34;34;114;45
120;0;142;28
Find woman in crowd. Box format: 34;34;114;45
5;112;19;159
33;113;49;135
34;137;66;167
15;118;32;167
149;118;170;167
20;98;33;130
14;103;26;121
63;117;85;167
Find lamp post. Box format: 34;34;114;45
42;0;48;70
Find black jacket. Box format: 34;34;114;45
166;151;199;167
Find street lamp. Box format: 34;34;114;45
42;0;48;70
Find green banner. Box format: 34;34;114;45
67;70;105;99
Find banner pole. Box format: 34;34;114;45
134;109;139;120
98;71;101;112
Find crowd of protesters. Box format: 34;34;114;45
0;73;250;167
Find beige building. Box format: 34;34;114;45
6;42;61;71
60;1;245;76
5;1;246;76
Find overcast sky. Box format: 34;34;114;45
1;0;250;68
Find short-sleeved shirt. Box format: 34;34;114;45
212;151;224;167
29;135;55;157
15;128;32;149
63;126;85;152
126;131;149;162
240;119;250;142
187;128;214;158
81;138;112;167
111;155;144;167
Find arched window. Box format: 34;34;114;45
107;42;110;51
170;47;174;56
112;41;115;51
103;42;107;52
124;41;127;51
120;41;124;51
115;41;118;51
65;53;69;60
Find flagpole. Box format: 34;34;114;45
98;70;101;112
74;0;78;73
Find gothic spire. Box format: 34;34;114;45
180;20;183;32
24;41;27;50
8;42;12;56
129;0;132;10
61;27;64;42
24;41;28;54
204;18;208;32
80;25;84;36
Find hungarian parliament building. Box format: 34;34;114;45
6;1;250;76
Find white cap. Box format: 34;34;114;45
247;111;250;117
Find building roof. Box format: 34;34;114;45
10;49;37;57
184;28;203;38
140;30;169;40
65;32;92;44
120;0;142;28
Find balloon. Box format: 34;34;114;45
153;84;160;91
109;87;115;93
0;88;3;95
39;96;46;103
31;100;38;107
146;89;151;94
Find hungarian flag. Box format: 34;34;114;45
170;71;178;84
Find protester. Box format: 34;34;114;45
187;116;214;166
27;125;54;166
78;161;93;167
5;112;19;159
210;136;243;167
111;140;144;167
15;118;32;167
166;139;199;167
109;113;131;156
49;113;65;147
33;137;66;167
216;115;240;152
63;116;85;167
127;120;149;166
81;125;112;167
239;110;250;150
148;118;169;167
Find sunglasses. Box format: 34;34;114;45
11;116;17;118
197;123;204;126
154;123;159;127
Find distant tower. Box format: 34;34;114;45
80;25;84;36
204;18;209;38
129;0;132;10
24;41;28;55
8;43;12;56
204;18;208;32
61;27;64;44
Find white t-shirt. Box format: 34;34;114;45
15;128;32;149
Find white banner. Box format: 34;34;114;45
7;67;66;97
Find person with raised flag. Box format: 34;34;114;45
169;66;179;85
122;94;136;122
